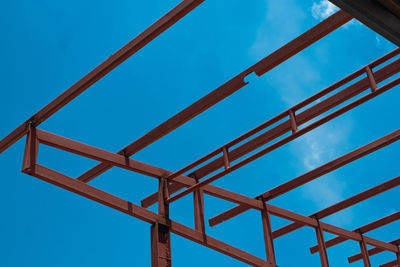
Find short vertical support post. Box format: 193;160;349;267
358;231;371;267
192;174;206;236
289;109;298;133
193;189;206;236
151;176;171;267
222;146;230;170
22;122;38;174
260;197;276;266
365;66;378;93
314;216;329;267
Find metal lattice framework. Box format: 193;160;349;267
1;1;400;266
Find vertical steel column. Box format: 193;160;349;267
260;197;276;266
314;217;330;267
395;242;400;266
151;176;171;267
192;174;206;241
358;231;372;267
22;123;38;174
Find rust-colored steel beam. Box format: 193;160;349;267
76;10;352;183
152;177;171;267
23;164;270;267
164;51;400;204
193;188;206;235
359;233;372;267
151;223;172;267
26;164;165;224
348;238;400;264
201;189;399;253
35;129;170;179
30;127;288;218
310;210;400;254
4;1;399;265
0;0;204;155
260;199;276;266
315;219;330;267
176;181;399;253
163;47;399;184
380;260;399;267
21;128;399;263
281;176;400;243
310;211;400;258
22;125;38;174
22;129;271;266
209;125;400;227
143;48;400;208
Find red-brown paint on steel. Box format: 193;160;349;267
309;184;400;254
348;238;400;264
166;72;400;204
142;49;400;208
260;201;276;266
359;234;372;267
310;211;400;255
24;165;271;267
76;10;352;183
0;0;205;155
209;118;400;227
315;220;330;267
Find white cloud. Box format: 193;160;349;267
296;125;354;226
250;0;306;59
249;0;354;226
311;0;338;20
375;34;397;50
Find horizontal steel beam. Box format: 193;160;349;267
76;10;352;183
143;48;400;208
284;175;400;245
166;46;400;182
380;259;399;267
23;164;270;267
310;211;400;254
36;129;169;179
30;127;286;217
0;0;204;154
21;128;399;261
208;126;400;227
348;238;400;264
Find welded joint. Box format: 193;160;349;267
153;221;171;234
26;117;34;128
189;173;198;183
158;175;170;219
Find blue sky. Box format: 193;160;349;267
1;0;399;266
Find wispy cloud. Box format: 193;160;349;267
249;0;353;226
311;0;338;20
375;34;397;50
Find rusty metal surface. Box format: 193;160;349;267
1;3;399;267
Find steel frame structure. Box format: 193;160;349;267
1;1;400;266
